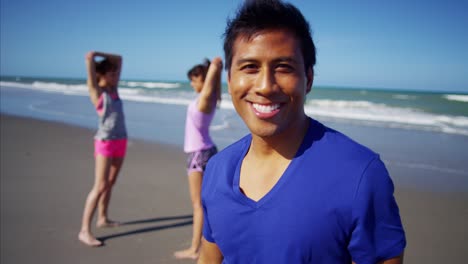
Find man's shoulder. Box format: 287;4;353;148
204;134;249;178
307;119;378;166
210;134;251;164
202;134;250;196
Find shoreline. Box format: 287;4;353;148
1;114;467;263
2;83;468;139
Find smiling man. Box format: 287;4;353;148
198;1;406;263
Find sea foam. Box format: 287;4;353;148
2;80;468;136
120;81;181;89
444;94;468;103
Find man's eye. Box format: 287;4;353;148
278;64;292;69
240;64;258;71
276;64;294;72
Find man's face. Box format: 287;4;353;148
228;29;313;138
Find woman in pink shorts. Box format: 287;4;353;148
174;57;222;259
78;51;127;247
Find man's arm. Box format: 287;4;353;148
380;253;404;264
352;252;404;264
197;237;223;264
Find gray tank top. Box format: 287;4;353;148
94;91;127;140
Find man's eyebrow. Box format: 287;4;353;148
234;57;298;65
272;57;298;63
234;58;258;65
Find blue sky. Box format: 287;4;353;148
1;0;467;92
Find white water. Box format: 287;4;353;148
2;80;468;136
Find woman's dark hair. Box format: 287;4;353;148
223;0;316;73
95;58;118;75
187;59;211;80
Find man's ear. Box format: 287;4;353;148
306;67;313;94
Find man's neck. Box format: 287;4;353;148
249;116;310;161
239;116;310;202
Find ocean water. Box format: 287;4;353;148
2;76;468;137
1;76;468;191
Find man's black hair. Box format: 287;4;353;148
223;0;316;73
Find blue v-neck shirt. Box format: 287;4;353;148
202;118;406;264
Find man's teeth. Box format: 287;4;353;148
252;103;280;113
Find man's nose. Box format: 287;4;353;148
255;68;278;95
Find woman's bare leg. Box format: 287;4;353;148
97;157;124;227
174;170;203;259
78;155;111;246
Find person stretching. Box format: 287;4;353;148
78;51;127;247
174;57;223;259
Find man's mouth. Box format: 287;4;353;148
250;102;282;118
252;103;280;113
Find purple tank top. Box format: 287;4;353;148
184;97;215;153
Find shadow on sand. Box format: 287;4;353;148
98;215;193;242
119;214;193;226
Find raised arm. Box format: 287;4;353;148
94;51;122;76
85;51;122;107
197;57;223;114
197;238;223;264
85;51;101;107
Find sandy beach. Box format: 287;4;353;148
1;114;467;263
1;114;195;264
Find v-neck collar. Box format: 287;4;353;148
231;118;314;209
